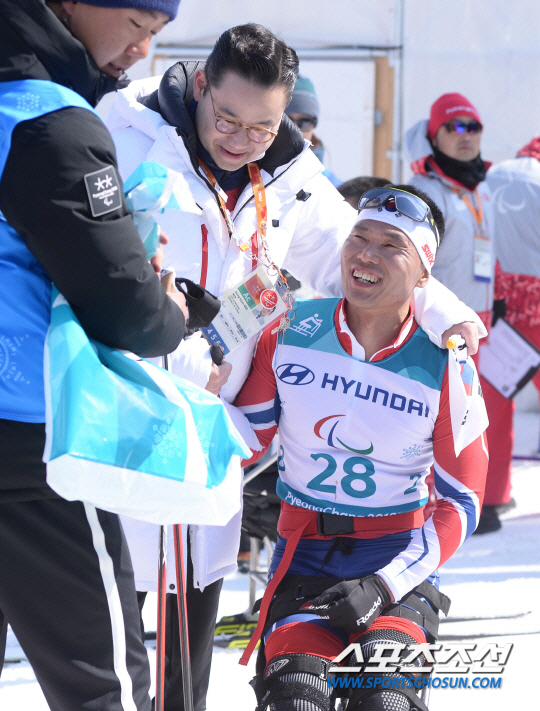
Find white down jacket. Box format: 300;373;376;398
107;73;486;592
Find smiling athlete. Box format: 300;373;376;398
234;185;489;711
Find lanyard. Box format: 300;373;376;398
453;187;484;228
198;159;295;318
197;158;279;271
247;162;287;282
452;188;492;287
248;163;296;323
197;158;251;252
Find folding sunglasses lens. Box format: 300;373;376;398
358;188;389;210
394;195;427;222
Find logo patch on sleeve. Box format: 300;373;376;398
84;165;123;217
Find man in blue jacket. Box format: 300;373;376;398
0;2;187;709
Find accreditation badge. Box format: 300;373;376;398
473;234;492;282
202;266;289;355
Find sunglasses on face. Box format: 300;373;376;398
357;187;440;246
444;119;483;135
289;116;317;131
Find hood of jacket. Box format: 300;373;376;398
108;60;307;177
404;119;433;170
405;119;449;181
0;0;118;107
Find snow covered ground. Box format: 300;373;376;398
2;399;539;710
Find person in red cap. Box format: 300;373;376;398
405;93;509;535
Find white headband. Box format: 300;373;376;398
354;210;438;273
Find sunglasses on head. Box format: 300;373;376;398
444;119;483;135
289;116;317;131
357;187;440;246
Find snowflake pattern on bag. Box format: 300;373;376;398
152;419;186;465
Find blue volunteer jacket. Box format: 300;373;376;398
0;79;97;422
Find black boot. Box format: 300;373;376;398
473;505;502;534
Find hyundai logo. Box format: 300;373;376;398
276;363;315;385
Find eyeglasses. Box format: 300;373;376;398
206;85;279;144
357;187;440;245
444;119;483;135
289;116;317;131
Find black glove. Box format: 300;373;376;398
175;277;221;330
302;575;391;632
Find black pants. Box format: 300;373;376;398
0;498;151;711
138;551;223;711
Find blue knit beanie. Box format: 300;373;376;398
77;0;180;20
287;75;320;122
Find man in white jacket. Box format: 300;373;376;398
106;25;484;711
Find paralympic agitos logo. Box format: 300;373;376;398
314;414;373;454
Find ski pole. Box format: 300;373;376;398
173;523;194;711
156;336;172;711
155;525;168;711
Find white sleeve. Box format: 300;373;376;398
282;173;356;297
412;277;488;347
110;125;156;181
220;400;264;453
168;331;213;389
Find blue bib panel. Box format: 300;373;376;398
0;80;97;421
283;298;447;390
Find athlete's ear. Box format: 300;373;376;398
415;267;430;289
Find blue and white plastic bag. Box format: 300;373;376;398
123;160;193;259
43;289;249;525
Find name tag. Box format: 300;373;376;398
473;234;492;282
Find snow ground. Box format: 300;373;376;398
2;405;539;710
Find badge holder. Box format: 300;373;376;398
473;234;492;283
198;160;296;352
202;265;292;355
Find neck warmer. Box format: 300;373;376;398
431;145;487;190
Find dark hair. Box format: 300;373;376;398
204;24;299;101
393;183;445;244
338;176;392;204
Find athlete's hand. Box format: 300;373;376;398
442;321;479;356
205;360;232;396
303;575;392;632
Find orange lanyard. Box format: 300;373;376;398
198;159;288;281
247;162;287;282
197;158;251;252
453;188;485;229
198;159;294;313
